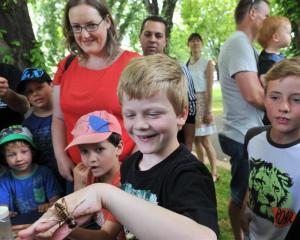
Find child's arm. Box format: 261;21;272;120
18;183;217;240
67;220;123;240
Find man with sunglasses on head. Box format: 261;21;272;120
218;1;269;239
0;63;29;131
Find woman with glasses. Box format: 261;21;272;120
51;0;139;186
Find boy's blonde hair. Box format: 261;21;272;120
264;57;300;92
257;16;291;49
117;54;188;115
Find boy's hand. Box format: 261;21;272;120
38;203;50;213
18;185;104;240
203;112;213;124
73;163;94;191
10;211;18;218
0;77;10;98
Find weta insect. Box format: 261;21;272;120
54;198;84;229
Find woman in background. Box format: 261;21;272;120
187;33;219;182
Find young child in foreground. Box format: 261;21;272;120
18;54;219;240
17;67;66;191
244;57;300;240
0;125;62;216
67;110;125;239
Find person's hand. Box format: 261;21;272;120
0;77;10;98
38;203;50;213
18;184;104;240
57;154;75;182
10;211;18;218
203;112;213;124
73;163;94;191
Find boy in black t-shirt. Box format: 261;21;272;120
18;54;218;240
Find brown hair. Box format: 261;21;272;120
63;0;119;59
257;16;291;49
117;54;188;116
264;57;300;92
187;33;203;44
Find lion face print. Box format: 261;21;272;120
248;158;293;222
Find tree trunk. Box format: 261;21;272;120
143;0;159;15
0;0;37;69
161;0;177;39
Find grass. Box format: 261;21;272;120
212;82;223;115
214;166;233;240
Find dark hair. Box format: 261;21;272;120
63;0;119;59
139;15;168;37
234;0;269;24
187;33;203;43
107;132;122;147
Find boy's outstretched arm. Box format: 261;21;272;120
18;183;217;240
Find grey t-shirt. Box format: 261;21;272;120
218;31;263;143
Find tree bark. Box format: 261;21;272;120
143;0;159;15
0;0;37;69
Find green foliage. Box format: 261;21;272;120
29;0;66;72
270;0;300;56
27;41;47;69
0;28;13;64
180;0;236;61
214;166;233;239
1;0;18;11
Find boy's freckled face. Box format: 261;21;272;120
5;143;33;175
78;141;121;178
265;76;300;142
23;81;52;108
122;92;185;159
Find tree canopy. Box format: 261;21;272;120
0;0;299;71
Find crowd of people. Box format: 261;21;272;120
0;0;299;239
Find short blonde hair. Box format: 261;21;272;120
257;16;291;49
264;57;300;92
118;54;188;115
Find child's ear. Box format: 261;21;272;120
116;140;124;157
176;105;188;130
273;32;279;42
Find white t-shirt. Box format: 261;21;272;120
245;127;300;240
218;31;263;143
188;57;209;93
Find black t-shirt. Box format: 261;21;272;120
0;63;23;130
121;144;219;237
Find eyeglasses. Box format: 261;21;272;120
71;19;104;33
